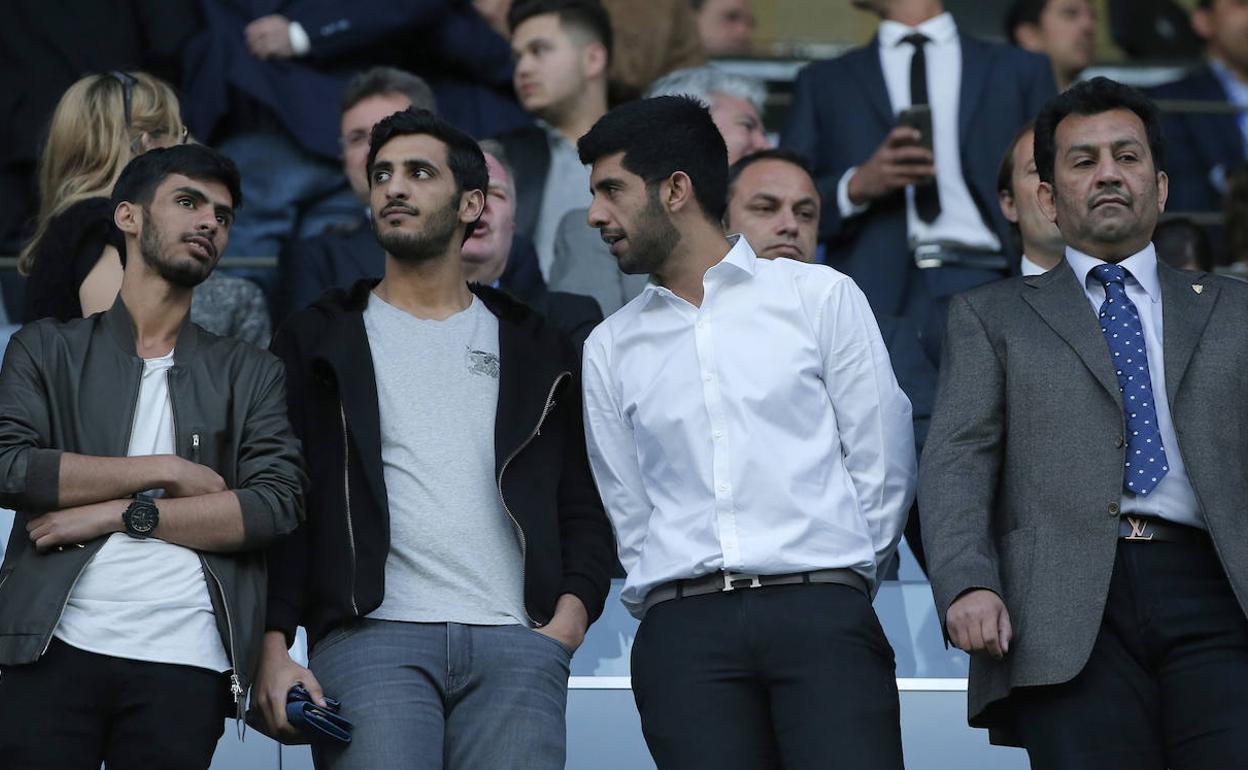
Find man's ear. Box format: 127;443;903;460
582;41;608;81
1012;23;1043;53
664;171;696;214
114;200;141;237
999;189;1019;224
1156;170;1168;214
1036;181;1058;225
460;188;486;225
1190;9;1213;41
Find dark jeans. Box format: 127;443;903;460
1012;538;1248;770
631;583;903;770
0;639;227;770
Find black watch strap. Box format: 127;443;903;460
123;493;160;539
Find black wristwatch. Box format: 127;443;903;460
123;493;160;539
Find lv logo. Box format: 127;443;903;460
1125;516;1154;541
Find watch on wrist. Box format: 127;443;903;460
123;494;159;539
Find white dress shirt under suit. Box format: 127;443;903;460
836;13;1001;253
1064;245;1202;529
582;237;918;617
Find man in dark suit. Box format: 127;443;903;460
921;77;1248;769
496;0;612;280
182;0;529;262
1146;0;1248;218
783;0;1055;433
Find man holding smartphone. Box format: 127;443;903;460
784;0;1056;415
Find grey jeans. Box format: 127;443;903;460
309;619;572;770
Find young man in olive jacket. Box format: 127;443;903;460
257;109;615;770
0;144;306;769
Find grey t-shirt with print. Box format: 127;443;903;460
363;292;528;626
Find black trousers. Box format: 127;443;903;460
1012;538;1248;770
630;582;903;770
0;639;228;770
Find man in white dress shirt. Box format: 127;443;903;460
998;122;1066;276
578;95;917;770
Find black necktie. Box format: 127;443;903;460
903;32;941;223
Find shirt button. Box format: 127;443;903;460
718;483;729;492
703;373;713;382
1108;502;1120;516
713;430;724;439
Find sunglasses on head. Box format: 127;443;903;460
106;70;188;144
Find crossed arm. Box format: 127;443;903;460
25;452;247;553
0;333;304;555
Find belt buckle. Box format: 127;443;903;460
722;571;763;592
1124;516;1155;541
913;243;944;269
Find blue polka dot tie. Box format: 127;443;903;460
1092;263;1168;496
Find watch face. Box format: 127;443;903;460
128;503;158;535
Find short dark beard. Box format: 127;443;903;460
619;187;681;275
374;199;461;265
139;208;212;289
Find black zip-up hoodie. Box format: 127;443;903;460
267;279;614;648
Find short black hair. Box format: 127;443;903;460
1154;217;1213;272
579;96;729;221
112;144;242;212
997;121;1036;197
727;148;815;197
1033;76;1165;186
508;0;613;61
1006;0;1050;44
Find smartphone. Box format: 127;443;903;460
896;104;933;155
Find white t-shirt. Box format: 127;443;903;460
54;350;231;672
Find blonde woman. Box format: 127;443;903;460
20;71;187;323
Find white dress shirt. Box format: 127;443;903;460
837;13;1000;253
1065;246;1202;528
582;236;917;617
1020;253;1049;276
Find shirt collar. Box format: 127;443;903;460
1209;58;1248;106
1020;253;1049;276
641;235;758;305
878;12;957;49
1066;243;1161;303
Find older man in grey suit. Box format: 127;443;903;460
921;77;1248;770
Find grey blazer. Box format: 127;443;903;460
920;259;1248;743
547;208;650;317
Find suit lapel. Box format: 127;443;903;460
848;38;896;128
1159;264;1218;407
1022;261;1123;409
958;36;991;144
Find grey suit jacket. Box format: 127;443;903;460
920;259;1248;743
548;208;649;317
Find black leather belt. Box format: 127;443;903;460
912;243;1009;271
640;568;868;615
1118;515;1208;545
